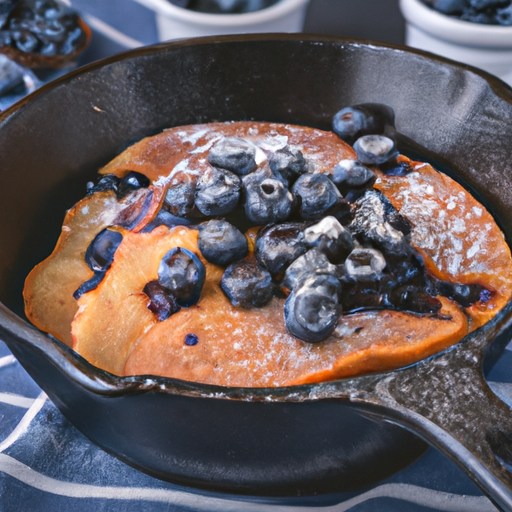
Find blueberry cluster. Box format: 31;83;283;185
422;0;512;25
0;0;88;58
82;104;489;345
87;171;150;199
167;0;279;14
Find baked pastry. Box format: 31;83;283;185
23;111;512;387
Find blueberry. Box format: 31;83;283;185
208;137;257;176
284;274;341;343
184;333;199;346
188;0;278;13
221;257;274;308
143;280;181;321
497;5;512;24
332;103;395;144
460;7;495;22
243;167;294;224
85;229;123;272
283;249;339;291
14;29;40;53
432;0;468;13
332;159;375;188
163;182;198;218
345;248;386;281
469;0;504;9
269;146;307;185
198;220;248;266
158;247;205;307
353;135;398;165
0;1;16;30
350;191;405;249
117;171;150;199
195;168;241;216
86;174;120;196
254;222;309;277
291;173;347;221
304;216;354;263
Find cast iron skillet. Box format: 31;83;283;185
1;34;512;510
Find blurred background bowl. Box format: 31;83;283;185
131;0;310;39
400;0;512;85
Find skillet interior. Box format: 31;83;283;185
1;35;512;498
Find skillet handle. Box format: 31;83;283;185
359;334;512;512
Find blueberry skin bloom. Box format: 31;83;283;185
221;257;274;309
291;173;344;220
332;159;375;188
269;146;307;185
163;182;197;218
353;135;398;165
158;247;206;307
304;216;354;264
283;248;339;291
198;219;248;266
254;222;309;277
195;167;241;216
208;137;257;176
243;168;294;225
285;274;342;343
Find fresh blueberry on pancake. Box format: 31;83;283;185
353;135;398;165
284;274;342;343
243;167;294;224
208;137;257;176
221;257;274;308
269;146;307;185
254;222;309;278
304;216;354;264
291;173;347;220
117;171;150;199
197;219;248;266
158;247;205;307
195;167;241;216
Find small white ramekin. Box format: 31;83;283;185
132;0;310;40
400;0;512;85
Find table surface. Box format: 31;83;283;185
0;1;509;510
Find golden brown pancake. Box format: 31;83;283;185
23;122;512;387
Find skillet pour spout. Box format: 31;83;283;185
2;34;512;509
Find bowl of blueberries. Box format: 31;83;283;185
400;0;512;85
132;0;310;39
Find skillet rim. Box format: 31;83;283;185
2;32;512;401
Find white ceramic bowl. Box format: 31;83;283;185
400;0;512;85
132;0;310;39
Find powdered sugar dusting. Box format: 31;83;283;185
375;165;512;292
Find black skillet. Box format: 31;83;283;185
1;34;512;511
